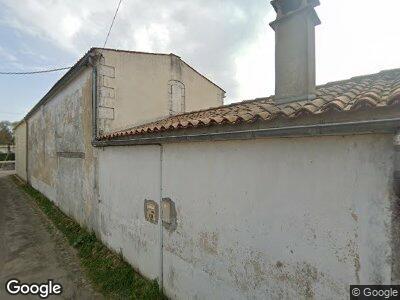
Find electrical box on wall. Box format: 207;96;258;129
144;200;158;224
161;198;177;231
162;200;172;224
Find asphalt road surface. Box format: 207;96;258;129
0;171;103;299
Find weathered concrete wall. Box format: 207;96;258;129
97;134;395;299
27;68;99;231
96;50;224;134
161;135;394;299
97;145;162;280
14;123;27;180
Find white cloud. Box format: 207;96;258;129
133;23;170;52
61;15;82;40
232;0;400;99
316;0;400;85
0;0;268;100
1;0;400;103
0;46;17;62
234;10;275;102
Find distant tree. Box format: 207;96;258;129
0;121;15;145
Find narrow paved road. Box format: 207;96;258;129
0;172;103;299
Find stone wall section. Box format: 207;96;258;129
97;64;116;136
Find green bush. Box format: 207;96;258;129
0;153;15;161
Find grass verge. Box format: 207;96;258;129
0;153;15;161
12;175;166;300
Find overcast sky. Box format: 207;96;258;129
1;0;400;122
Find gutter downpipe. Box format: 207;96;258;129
159;144;164;292
89;53;100;205
25;119;29;184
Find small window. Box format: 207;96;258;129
168;80;185;115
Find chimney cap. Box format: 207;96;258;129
271;0;320;17
270;0;321;30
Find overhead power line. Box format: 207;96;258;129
0;66;71;75
1;0;123;75
103;0;123;47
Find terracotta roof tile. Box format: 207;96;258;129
101;68;400;140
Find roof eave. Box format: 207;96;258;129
94;106;400;147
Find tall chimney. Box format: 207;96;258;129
270;0;321;104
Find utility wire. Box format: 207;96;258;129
0;66;71;75
103;0;123;47
0;0;122;75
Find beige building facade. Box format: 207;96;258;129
95;49;225;135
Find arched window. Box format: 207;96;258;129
168;80;185;115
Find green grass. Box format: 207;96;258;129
12;176;166;300
0;153;14;161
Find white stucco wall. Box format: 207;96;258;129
98;145;162;280
98;134;395;300
162;135;394;299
